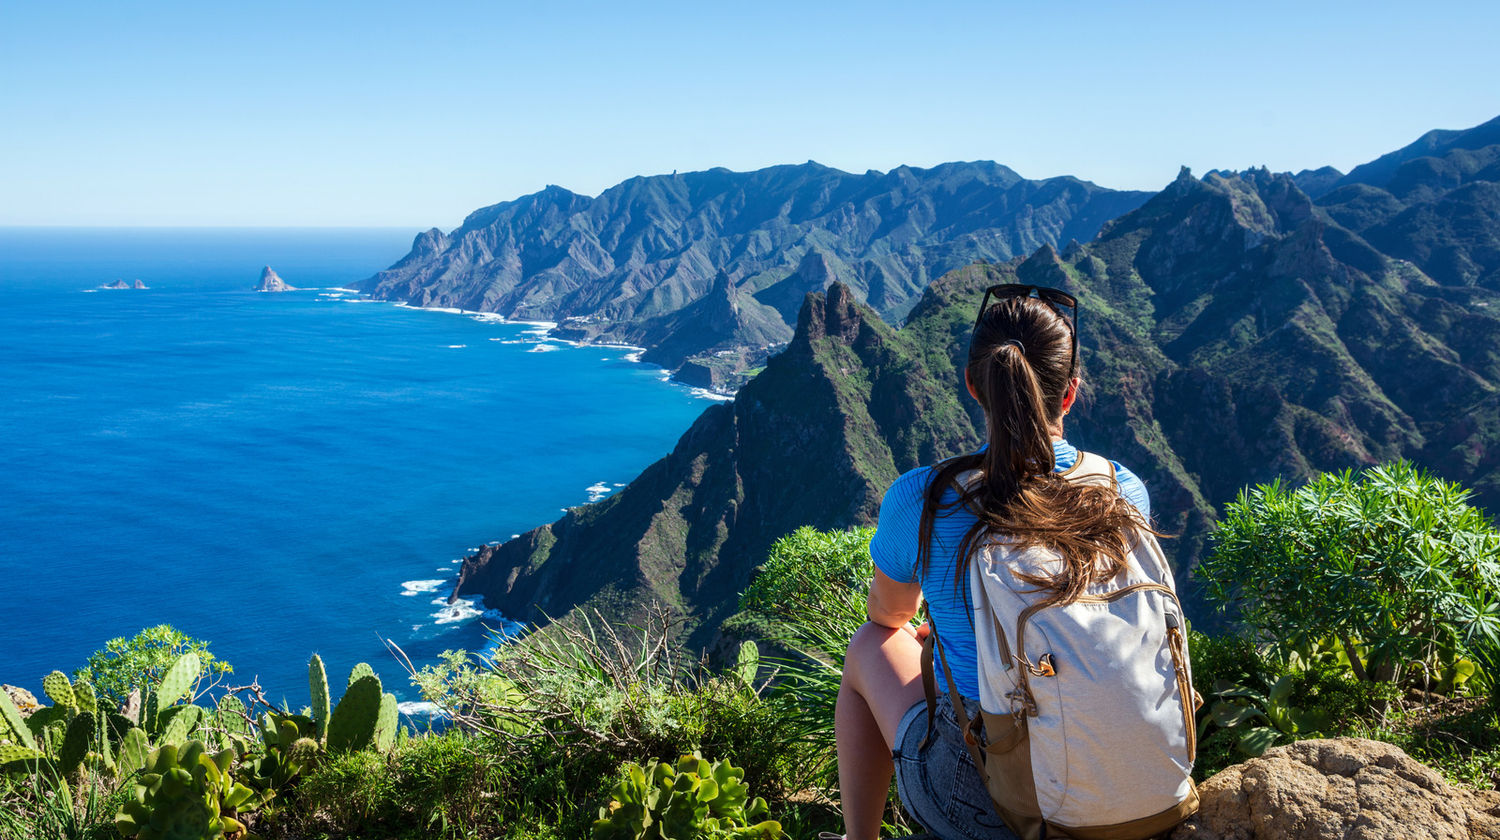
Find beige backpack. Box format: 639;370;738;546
921;452;1200;840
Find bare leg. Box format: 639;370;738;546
836;622;926;840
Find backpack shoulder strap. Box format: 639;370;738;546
1058;450;1116;487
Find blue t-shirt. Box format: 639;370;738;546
868;439;1150;699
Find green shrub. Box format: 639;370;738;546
1199;461;1500;687
74;626;231;706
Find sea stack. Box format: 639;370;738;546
256;266;296;292
132;279;148;289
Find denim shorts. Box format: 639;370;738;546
892;697;1020;840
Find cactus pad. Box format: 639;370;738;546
373;692;398;752
0;743;46;766
0;689;36;749
60;710;95;774
42;670;76;709
326;675;382;753
347;662;376;687
308;654;331;741
119;726;150;775
156;652;200;707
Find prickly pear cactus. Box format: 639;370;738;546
373;692;398;753
308;654;331;742
158;704;203;747
59;710;95;775
156;652;201;708
119;727;151;776
42;671;77;710
0;743;47;766
0;688;36;749
326;674;382;753
347;662;375;687
733;641;760;688
73;677;99;715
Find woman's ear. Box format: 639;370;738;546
1060;377;1080;413
964;368;979;401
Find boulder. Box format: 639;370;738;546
1172;738;1500;840
2;684;39;716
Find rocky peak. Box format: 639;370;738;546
792;282;864;350
255;266;295;293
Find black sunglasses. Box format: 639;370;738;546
970;284;1079;374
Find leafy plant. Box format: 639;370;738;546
113;740;257;840
74;626;230;707
1200;461;1500;687
593;753;782;840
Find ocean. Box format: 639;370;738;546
0;227;714;710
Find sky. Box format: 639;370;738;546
2;0;1497;228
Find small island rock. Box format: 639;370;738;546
256;266;296;292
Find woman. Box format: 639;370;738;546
835;285;1153;840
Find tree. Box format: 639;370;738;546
74;624;231;705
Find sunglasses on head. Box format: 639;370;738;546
971;283;1079;374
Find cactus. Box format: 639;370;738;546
73;677;99;715
156;652;200;707
158;704;203;746
119;727;151;776
59;710;95;775
0;688;36;749
347;662;375;687
42;670;76;710
373;692;398;752
734;641;760;688
308;654;331;742
0;743;47;766
326;674;382;753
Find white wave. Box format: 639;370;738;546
469;312;507;323
510;533;520;539
613;483;626;487
586;481;613;502
446;344;467;349
401;579;446;596
81;288;98;293
341;298;380;303
488;337;506;341
528;344;558;353
397;701;446;717
690;388;734;402
625;351;643;363
431;596;486;624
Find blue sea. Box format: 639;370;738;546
0;228;714;710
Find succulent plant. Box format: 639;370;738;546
0;688;36;749
308;655;331;742
593;753;782;840
346;662;375;687
114;739;256;840
326;674;382;753
42;670;77;711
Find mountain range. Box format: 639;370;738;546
441;115;1500;646
358;162;1150;389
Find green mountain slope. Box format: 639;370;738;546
359;161;1150;381
452;157;1500;642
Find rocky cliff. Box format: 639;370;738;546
360;161;1150;383
256;266;296;292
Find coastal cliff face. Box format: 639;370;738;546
360;161;1151;378
452;282;978;646
453;150;1500;642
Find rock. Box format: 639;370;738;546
100;279;130;289
2;684;39;716
256;266;296;292
1171;737;1500;840
132;279;148;289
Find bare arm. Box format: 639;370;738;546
866;566;922;630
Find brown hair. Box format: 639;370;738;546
916;296;1148;604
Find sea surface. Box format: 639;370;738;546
0;227;715;710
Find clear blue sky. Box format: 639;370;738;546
3;0;1497;227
